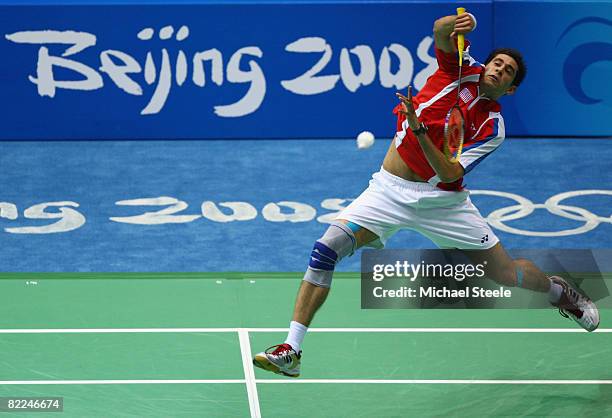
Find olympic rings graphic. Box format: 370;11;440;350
471;190;612;237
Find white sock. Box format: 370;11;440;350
548;280;564;303
284;321;308;352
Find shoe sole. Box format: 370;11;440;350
569;316;599;332
253;354;300;378
575;310;600;332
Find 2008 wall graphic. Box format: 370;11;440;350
1;190;611;237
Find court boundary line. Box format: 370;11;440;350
258;379;612;385
238;329;261;418
0;380;246;385
1;379;611;385
0;327;609;333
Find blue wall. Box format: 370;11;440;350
0;1;610;139
495;1;612;136
2;138;611;272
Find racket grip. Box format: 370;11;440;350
456;7;465;66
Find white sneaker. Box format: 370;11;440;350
253;343;301;377
550;276;600;332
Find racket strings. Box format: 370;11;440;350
444;107;465;160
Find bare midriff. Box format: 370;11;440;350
381;140;426;183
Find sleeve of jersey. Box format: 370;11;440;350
459;113;505;174
392;103;409;143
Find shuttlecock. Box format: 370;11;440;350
356;131;375;149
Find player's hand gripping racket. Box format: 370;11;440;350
444;7;466;162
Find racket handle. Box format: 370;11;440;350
456;7;465;67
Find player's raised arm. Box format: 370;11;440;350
433;13;476;54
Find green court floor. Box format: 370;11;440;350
0;273;610;417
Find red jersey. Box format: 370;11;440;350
393;42;505;191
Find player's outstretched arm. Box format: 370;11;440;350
434;13;476;54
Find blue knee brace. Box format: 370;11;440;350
303;222;357;287
309;241;339;271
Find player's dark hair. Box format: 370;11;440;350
484;48;527;87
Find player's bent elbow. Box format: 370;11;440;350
433;20;441;34
433;16;454;36
433;22;446;44
433;17;448;33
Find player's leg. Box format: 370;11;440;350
466;243;599;331
291;220;379;327
465;243;550;291
253;167;412;377
415;195;600;332
253;220;379;377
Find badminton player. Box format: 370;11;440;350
253;10;600;378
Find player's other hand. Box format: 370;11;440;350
396;86;420;131
450;13;475;37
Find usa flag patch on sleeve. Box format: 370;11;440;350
459;87;474;103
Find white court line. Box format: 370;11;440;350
238;329;261;418
0;328;610;333
246;328;612;333
1;379;611;385
0;328;238;333
258;379;612;385
0;380;245;385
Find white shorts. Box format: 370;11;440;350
337;167;499;250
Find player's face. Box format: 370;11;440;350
482;54;518;96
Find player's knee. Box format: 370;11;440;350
309;222;357;269
303;222;357;288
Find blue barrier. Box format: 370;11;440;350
1;1;492;139
1;138;611;272
0;1;610;138
495;0;612;136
